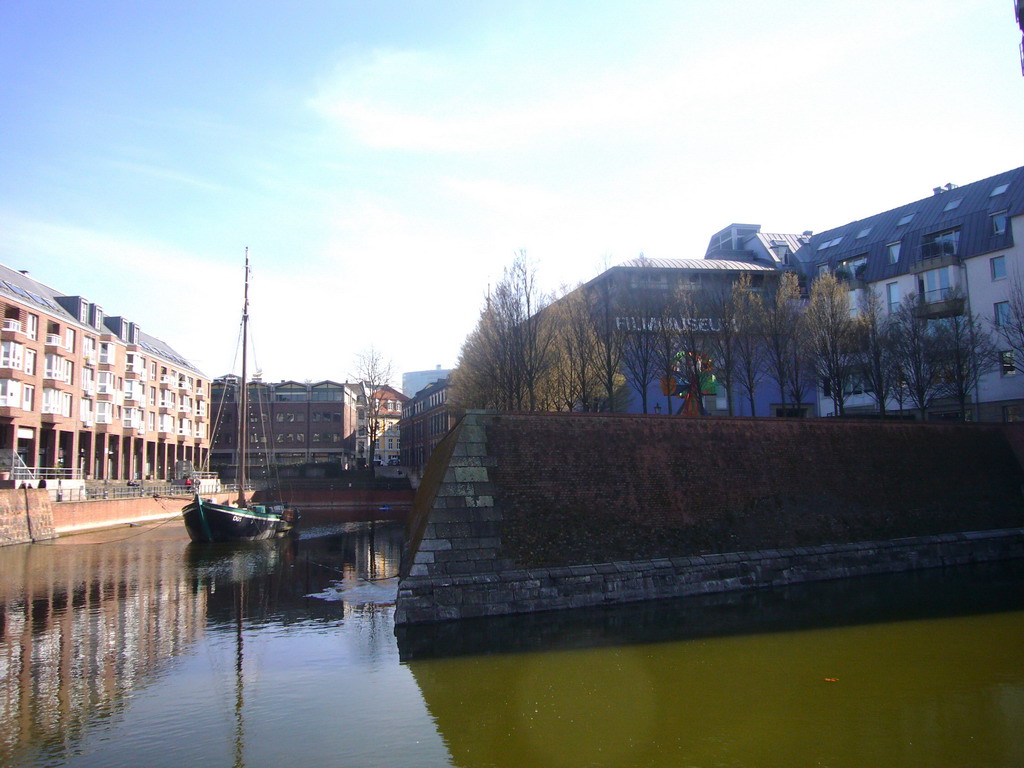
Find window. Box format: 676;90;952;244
80;397;93;423
22;384;34;411
942;197;962;212
27;314;38;341
24;348;35;376
97;371;116;394
1000;351;1017;376
44;353;71;382
856;227;872;239
920;267;951;303
0;379;19;407
99;342;116;365
886;282;900;313
991;255;1007;280
920;228;960;260
0;340;23;369
887;242;901;264
897;213;915;226
991;183;1009;197
994;301;1011;327
991;210;1008;236
42;388;72;417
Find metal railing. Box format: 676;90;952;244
0;452;84;483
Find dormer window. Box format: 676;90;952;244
991;210;1008;236
887;242;901;264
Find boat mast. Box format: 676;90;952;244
237;248;250;507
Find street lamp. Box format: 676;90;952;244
655;403;662;415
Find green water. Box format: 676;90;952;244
0;520;1021;768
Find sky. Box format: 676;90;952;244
1;0;1022;388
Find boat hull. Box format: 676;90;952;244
182;496;288;543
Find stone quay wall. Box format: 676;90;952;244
0;489;56;546
395;412;1024;625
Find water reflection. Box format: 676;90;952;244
396;559;1024;660
0;518;406;768
2;522;1022;768
402;561;1024;768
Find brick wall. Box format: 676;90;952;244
396;412;1024;624
490;414;1024;566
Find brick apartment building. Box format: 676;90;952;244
400;375;457;472
0;263;210;483
209;378;362;478
369;384;408;466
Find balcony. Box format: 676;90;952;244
1;319;23;339
913;292;965;320
44;334;65;351
83;352;97;367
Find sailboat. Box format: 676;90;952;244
182;249;298;543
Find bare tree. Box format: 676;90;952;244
617;276;662;414
991;268;1024;375
732;273;767;417
450;253;554;412
544;285;603;411
803;273;858;417
761;271;803;415
889;295;943;419
350;346;395;468
674;287;716;415
704;282;741;416
932;292;997;420
855;287;897;416
588;270;628;411
652;289;684;415
451;300;503;410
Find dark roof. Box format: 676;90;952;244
0;262;204;374
796;165;1024;282
615;257;775;272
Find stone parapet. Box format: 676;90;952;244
396;527;1024;624
395;412;1024;625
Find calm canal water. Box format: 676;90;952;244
1;517;1022;768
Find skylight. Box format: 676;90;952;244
943;198;962;212
991;183;1009;197
856;227;872;239
897;213;915;226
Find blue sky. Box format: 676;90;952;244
2;0;1022;386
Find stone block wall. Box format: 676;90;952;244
0;489;56;546
395;412;1024;625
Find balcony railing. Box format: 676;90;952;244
2;319;22;333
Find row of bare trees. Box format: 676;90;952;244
453;255;1019;420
